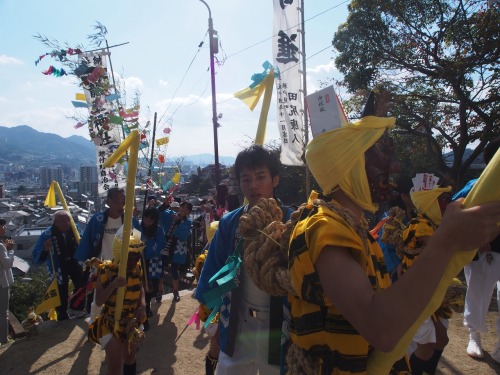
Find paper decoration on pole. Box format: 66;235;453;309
272;0;304;166
76;50;126;195
74;121;87;129
163;128;171;134
234;61;277;146
35;47;83;65
71;100;88;108
102;130;140;334
158;154;165;163
172;172;181;184
156;137;169;146
42;65;67;77
305;85;349;138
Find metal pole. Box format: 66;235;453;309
199;0;221;187
142;112;158;215
300;0;311;198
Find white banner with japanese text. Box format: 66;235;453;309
77;51;126;195
272;0;304;166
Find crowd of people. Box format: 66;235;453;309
1;94;498;374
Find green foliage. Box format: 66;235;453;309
333;0;500;187
10;269;51;322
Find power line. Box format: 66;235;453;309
225;0;349;60
157;1;347;130
157;31;208;126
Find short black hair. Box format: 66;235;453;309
395;175;413;195
107;187;125;200
0;219;6;226
484;137;500;165
141;207;159;238
143;207;159;222
234;145;280;182
180;201;193;212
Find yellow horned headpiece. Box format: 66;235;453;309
306;115;395;212
112;226;145;264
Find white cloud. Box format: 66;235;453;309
0;54;23;65
307;60;337;75
158;79;169;87
123;76;144;91
0;97;7;103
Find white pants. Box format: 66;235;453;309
216;300;279;375
407;317;449;356
463;252;500;335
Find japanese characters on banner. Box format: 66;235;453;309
305;85;349;138
272;0;304;166
76;51;126;195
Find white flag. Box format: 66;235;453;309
273;0;304;166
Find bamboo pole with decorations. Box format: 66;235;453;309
101;130;140;334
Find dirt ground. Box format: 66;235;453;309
1;288;499;375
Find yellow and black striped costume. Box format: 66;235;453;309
399;215;435;273
400;216;453;320
88;261;143;343
289;201;393;374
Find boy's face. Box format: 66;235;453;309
239;166;279;207
177;205;192;219
107;191;126;218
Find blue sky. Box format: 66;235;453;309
0;0;350;158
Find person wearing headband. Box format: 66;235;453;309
398;186;454;375
286;93;500;374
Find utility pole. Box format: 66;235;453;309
199;0;221;188
299;0;310;199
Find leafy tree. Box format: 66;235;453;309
332;0;500;187
10;270;51;321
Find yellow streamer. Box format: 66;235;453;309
255;68;275;146
368;148;500;373
102;130;140;334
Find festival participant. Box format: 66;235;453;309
193;221;220;375
286;94;500;374
453;138;500;361
376;175;415;282
33;210;85;320
88;228;146;375
225;193;241;214
140;207;166;331
0;219;15;344
158;201;192;302
397;186;454;375
196;145;293;375
75;187;141;262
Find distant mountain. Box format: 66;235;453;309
0;125;95;166
0;125;235;168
